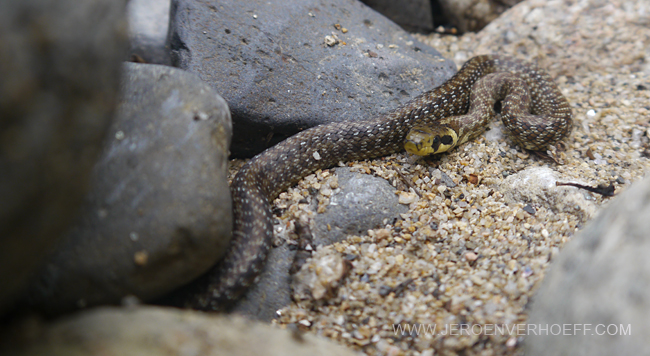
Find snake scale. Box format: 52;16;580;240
191;55;572;309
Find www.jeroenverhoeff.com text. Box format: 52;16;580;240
392;323;632;337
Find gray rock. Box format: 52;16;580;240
0;306;360;356
0;0;128;314
439;170;457;188
313;168;408;245
169;0;456;157
231;244;294;321
127;0;171;64
25;63;232;315
359;0;435;32
525;176;650;356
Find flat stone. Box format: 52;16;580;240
0;0;127;314
498;167;597;221
25;63;232;315
526;175;650;356
169;0;456;156
0;306;360;356
313;168;408;246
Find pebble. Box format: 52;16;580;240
398;192;418;205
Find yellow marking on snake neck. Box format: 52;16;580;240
404;125;459;156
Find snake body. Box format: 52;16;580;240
192;55;572;309
404;70;569;155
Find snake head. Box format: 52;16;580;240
404;125;458;156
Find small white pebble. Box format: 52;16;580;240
313;151;321;160
375;229;390;240
398;192;417;204
324;35;338;46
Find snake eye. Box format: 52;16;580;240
441;135;453;145
432;136;440;145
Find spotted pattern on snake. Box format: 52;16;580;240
191;55;573;310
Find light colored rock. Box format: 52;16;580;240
526;175;650;356
498;167;597;220
0;306;361;356
127;0;171;64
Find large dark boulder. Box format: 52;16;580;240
169;0;456;157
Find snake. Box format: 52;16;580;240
190;55;573;309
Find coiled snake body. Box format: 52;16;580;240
192;55;572;309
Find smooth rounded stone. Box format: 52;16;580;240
525;175;650;356
25;63;233;315
169;0;456;157
0;306;360;356
497;167;596;220
127;0;171;64
359;0;435;32
0;0;127;314
313;168;408;246
437;0;523;33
